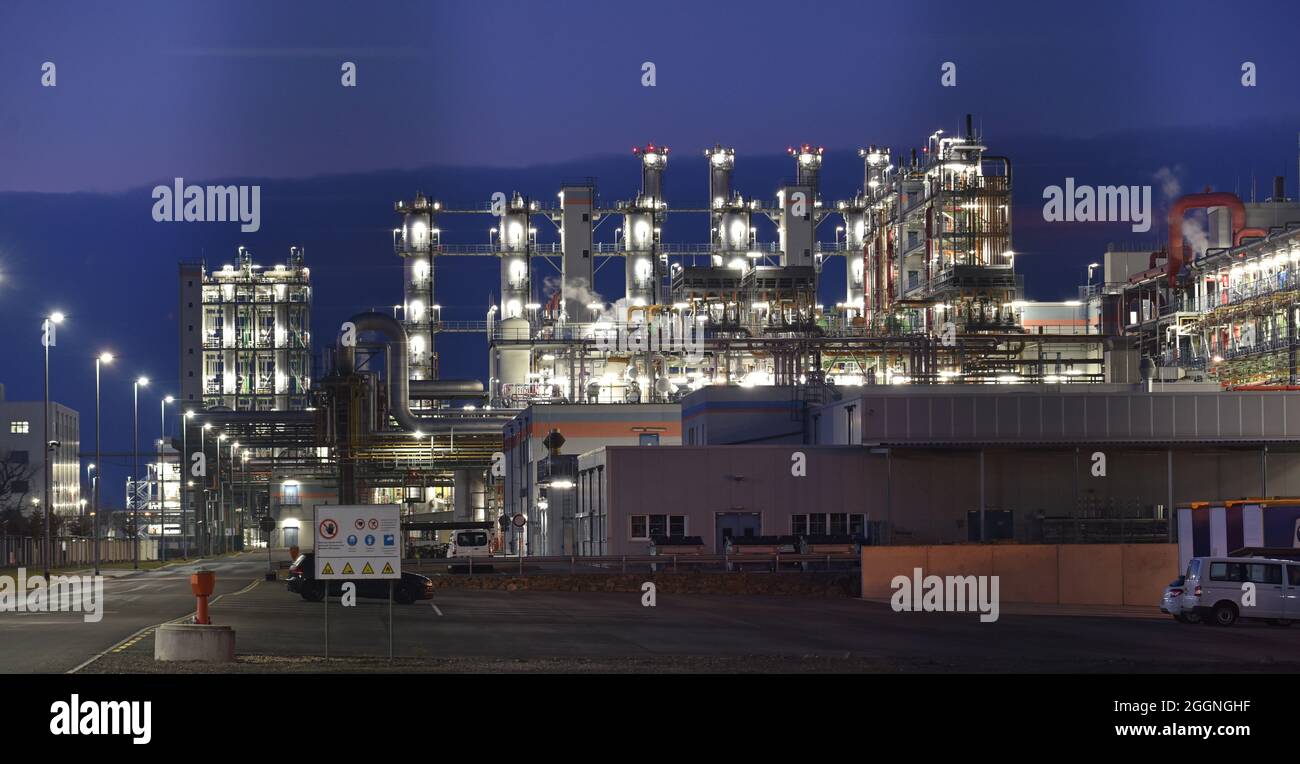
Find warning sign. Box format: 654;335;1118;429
314;504;401;580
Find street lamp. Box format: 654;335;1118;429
93;352;113;575
201;422;211;555
41;311;64;578
181;410;194;558
217;433;227;554
132;376;149;569
159;396;174;562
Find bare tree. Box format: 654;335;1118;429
0;449;37;515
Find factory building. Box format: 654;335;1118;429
577;384;1300;550
178;246;313;412
0;383;80;518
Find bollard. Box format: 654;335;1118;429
191;569;215;624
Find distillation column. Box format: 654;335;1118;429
498;192;532;319
625;145;668;307
396;194;438;380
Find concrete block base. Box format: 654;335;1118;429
154;623;236;662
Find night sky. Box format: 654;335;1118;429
2;0;1300;502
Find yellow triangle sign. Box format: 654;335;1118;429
341;562;354;575
362;562;375;575
381;562;394;575
322;563;334;575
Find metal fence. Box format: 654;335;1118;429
402;552;860;576
0;535;159;568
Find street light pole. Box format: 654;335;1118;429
217;433;226;555
181;411;192;558
132;377;148;569
160;396;173;562
94;352;112;576
41;313;64;578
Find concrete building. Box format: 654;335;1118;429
502;403;681;555
179;246;313;412
0;383;80;518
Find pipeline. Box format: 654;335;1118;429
337;312;508;434
1167;191;1246;286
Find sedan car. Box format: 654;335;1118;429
287;553;434;604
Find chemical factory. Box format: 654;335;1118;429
168;117;1300;560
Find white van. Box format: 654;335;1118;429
1181;556;1300;627
446;529;492;559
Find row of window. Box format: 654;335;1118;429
626;513;868;541
1209;561;1300;586
9;421;29;434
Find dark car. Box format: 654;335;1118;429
287;553;434;604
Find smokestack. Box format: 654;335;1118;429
966;113;973;140
1274;175;1286;202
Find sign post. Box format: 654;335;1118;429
313;504;402;660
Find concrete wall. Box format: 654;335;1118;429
860;543;1178;606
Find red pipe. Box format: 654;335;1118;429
1235;227;1268;246
1167;192;1246;286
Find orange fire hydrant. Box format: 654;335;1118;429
191;570;215;624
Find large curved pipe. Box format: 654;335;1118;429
1167;192;1246;286
338;312;506;434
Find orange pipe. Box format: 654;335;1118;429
1235;227;1268;246
1167;192;1246;286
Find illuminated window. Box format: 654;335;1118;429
281;483;300;506
9;421;30;434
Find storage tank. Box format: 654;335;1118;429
496;316;531;404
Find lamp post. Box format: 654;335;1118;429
94;352;113;576
181;410;195;557
160;396;173;562
201;422;211;555
217;433;227;554
132;376;149;569
41;311;64;578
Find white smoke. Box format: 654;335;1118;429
1181;218;1210;259
1153;165;1184;203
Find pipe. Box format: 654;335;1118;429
1235;227;1268;246
1167;192;1246;286
410;380;486;400
337;312;507;434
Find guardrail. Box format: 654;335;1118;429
400;552;860;575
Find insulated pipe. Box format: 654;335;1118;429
1235;228;1269;246
1167;192;1246;286
337;312;507;434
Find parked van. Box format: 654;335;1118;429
1181;556;1300;626
447;529;492;558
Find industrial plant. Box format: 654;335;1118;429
159;116;1300;564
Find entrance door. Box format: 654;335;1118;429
716;512;761;553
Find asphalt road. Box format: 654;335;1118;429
7;556;1300;672
0;552;271;673
92;574;1300;672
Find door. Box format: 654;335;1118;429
715;512;761;553
1286;565;1300;619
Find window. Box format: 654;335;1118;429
6;450;28;465
10;480;28;494
9;421;29;434
630;514;685;540
1289;565;1300;587
1210;562;1247;582
793;513;867;537
281;483;301;505
792;515;808;536
1247;563;1283;585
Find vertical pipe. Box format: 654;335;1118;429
978;449;986;542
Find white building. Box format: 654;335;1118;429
179;246;313;412
0;383;81;517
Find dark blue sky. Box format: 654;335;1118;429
2;0;1300;502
